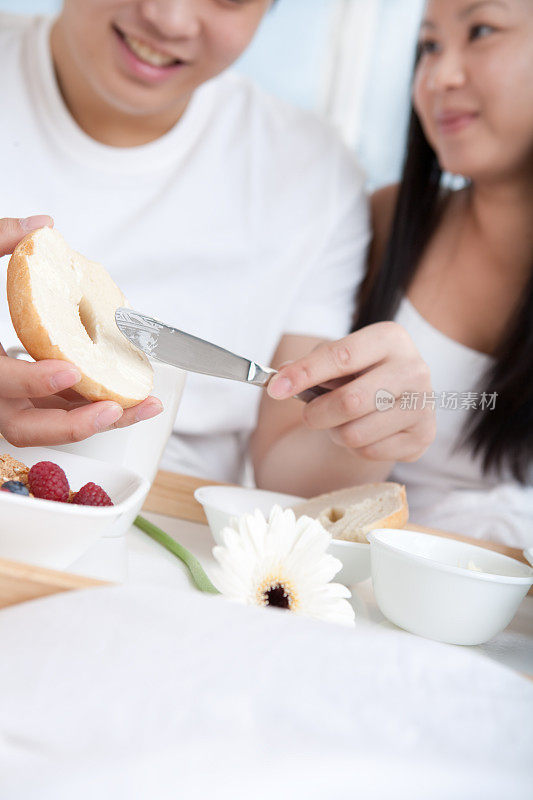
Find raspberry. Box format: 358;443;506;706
28;461;70;502
1;480;30;496
72;482;113;507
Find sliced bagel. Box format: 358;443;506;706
292;482;408;543
7;227;153;408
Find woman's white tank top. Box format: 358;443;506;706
389;297;532;548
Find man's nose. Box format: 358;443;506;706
139;0;202;40
427;48;467;92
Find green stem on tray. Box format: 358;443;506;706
134;515;219;594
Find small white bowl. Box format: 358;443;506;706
0;441;150;570
194;485;372;584
328;539;371;585
194;485;303;545
369;528;533;645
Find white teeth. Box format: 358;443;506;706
123;33;177;68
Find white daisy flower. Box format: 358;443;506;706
211;505;355;626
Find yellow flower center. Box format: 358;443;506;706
256;574;299;611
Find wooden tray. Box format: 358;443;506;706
0;557;107;610
1;469;530;611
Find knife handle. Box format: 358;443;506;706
295;385;330;404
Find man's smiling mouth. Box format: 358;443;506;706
113;25;184;69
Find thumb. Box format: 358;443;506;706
0;215;54;257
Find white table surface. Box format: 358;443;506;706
1;514;532;800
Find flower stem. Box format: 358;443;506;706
134;515;219;594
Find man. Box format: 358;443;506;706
0;2;433;494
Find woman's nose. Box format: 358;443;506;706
139;0;202;40
427;48;466;92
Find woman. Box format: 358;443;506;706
269;0;533;545
0;1;434;489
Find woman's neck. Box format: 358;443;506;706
50;21;189;147
468;173;533;275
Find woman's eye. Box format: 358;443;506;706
469;23;496;41
418;38;439;56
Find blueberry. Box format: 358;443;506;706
1;480;30;496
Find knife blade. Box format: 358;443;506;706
115;307;328;402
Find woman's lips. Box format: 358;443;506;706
436;111;479;135
112;25;186;84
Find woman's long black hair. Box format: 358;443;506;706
352;102;533;484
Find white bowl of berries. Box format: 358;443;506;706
0;441;150;570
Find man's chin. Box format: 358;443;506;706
96;76;188;119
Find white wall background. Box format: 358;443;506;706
0;0;426;188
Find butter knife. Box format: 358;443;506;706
115;308;328;403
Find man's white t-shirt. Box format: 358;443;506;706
0;13;369;482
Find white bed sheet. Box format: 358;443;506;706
1;516;532;799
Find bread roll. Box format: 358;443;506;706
292;482;408;543
7;227;153;408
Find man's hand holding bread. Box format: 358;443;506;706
0;216;162;447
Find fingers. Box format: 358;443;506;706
0;402;125;447
0;356;81;399
0;215;54;257
0;334;163;447
302;360;432;430
328;406;436;453
112;396;163;428
340;429;434;463
33;395;164;426
2;394;163;447
267;322;415;400
31;395;86;411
